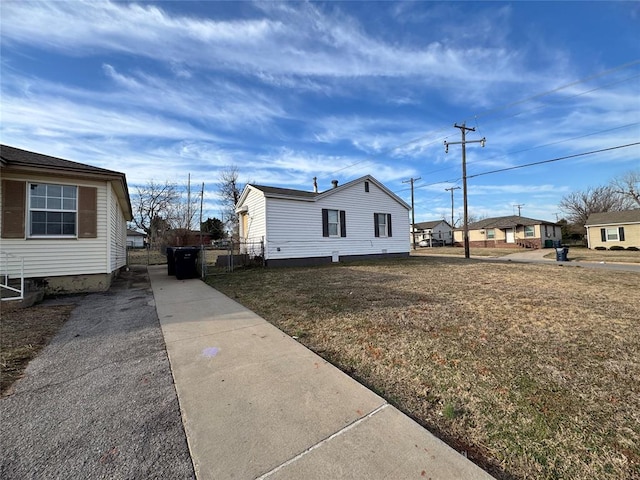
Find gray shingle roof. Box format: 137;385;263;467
414;220;448;229
1;144;132;220
584;209;640;226
1;144;125;177
250;185;319;198
461;215;557;230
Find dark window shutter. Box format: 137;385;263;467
374;213;379;237
619;227;625;241
600;228;606;242
364;181;369;192
387;214;392;237
322;208;329;237
78;186;97;238
1;180;26;238
340;210;346;237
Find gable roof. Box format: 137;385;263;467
238;175;410;210
1;144;133;220
249;185;319;200
584;209;640;226
414;220;450;230
461;215;557;231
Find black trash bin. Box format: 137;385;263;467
166;247;176;276
553;240;562;248
555;246;569;262
174;247;200;280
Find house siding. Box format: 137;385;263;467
0;172;111;278
586;223;640;249
108;183;128;271
264;180;409;261
454;223;561;248
241;187;267;241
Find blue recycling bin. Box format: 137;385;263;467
555;247;569;262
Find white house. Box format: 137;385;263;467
126;229;146;248
1;145;133;294
412;220;453;246
236;175;411;267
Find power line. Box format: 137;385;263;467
327;60;640;179
467;142;639;179
392;141;639;196
403;176;421;250
444;124;487;259
394;122;640;192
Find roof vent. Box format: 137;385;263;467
331;180;339;189
313;176;318;193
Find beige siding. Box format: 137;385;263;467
0;172;110;277
587;223;640;249
265;180;409;260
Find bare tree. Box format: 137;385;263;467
559;185;632;226
610;169;640;208
131;181;179;247
218;166;243;237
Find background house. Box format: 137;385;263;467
453;215;561;249
236;175;410;267
126;228;146;248
412;220;453;246
1;145;132;294
584;210;640;249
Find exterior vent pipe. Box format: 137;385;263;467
331;180;338;189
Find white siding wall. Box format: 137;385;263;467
243;187;267;241
265;181;409;260
0;172;110;277
108;182;128;271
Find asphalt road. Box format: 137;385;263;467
0;266;195;480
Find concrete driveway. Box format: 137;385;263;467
0;266;195;480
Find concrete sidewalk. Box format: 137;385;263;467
148;265;495;480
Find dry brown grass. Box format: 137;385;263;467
543;246;640;264
206;256;640;480
414;245;640;264
0;302;75;395
412;246;518;257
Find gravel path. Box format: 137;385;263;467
0;266;195;480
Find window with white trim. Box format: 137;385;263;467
374;213;392;237
327;209;340;236
29;183;77;237
486;228;495;239
524;225;535;237
606;228;619;241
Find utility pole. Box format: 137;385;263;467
445;186;460;228
513;204;525;216
444;124;486;259
403;176;421;250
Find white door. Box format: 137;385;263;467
505;228;515;243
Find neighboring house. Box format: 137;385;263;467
126;229;146;248
236;175;410;267
412;220;453;246
453;215;561;249
1;145;133;294
584;210;640;249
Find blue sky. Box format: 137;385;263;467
1;1;639;225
